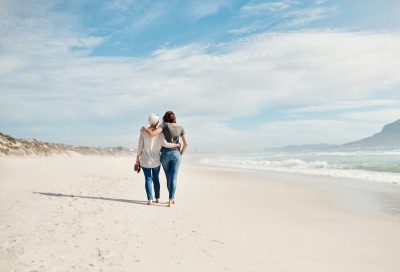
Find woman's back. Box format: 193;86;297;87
160;122;185;152
138;131;164;168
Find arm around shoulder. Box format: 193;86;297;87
141;126;163;136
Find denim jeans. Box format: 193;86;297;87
141;166;161;200
161;150;182;200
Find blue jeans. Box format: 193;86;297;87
141;166;161;200
161;150;182;200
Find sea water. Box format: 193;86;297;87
200;150;400;184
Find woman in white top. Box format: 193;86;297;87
136;114;180;205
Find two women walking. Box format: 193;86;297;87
135;111;188;207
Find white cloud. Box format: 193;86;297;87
237;1;338;33
186;0;230;20
259;108;400;148
341;108;400;124
128;3;166;33
259;119;364;146
1;1;400;150
228;25;262;35
151;44;210;60
314;0;327;5
0;1;104;58
240;0;300;16
285;100;400;113
0;55;26;75
282;6;339;28
102;0;168;34
104;0;139;12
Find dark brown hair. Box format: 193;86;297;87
163;111;176;123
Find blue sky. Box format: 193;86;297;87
1;0;400;151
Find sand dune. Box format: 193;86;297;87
1;155;399;271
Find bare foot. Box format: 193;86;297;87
168;200;174;207
147;200;152;205
155;199;160;203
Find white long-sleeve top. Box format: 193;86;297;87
137;131;176;168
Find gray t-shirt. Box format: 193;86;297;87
160;122;185;152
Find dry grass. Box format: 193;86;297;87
0;132;133;157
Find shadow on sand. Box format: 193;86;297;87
33;192;167;207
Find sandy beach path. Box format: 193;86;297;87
1;155;400;272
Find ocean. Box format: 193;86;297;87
200;150;400;184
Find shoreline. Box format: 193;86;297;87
1;155;400;271
192;153;400;218
196;151;400;185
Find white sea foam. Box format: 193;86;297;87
200;152;400;184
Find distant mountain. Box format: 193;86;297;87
264;119;400;151
0;132;134;156
342;119;400;149
264;143;337;152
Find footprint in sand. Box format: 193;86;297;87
199;250;213;258
171;255;183;264
96;248;105;262
211;239;224;245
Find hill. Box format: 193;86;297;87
0;132;134;156
343;119;400;149
263;119;400;151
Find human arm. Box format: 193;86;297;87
160;134;180;149
136;133;144;164
141;126;163;136
180;134;188;156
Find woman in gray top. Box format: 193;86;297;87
142;111;188;207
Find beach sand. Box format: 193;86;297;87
1;155;400;272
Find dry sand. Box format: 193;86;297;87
1;155;400;272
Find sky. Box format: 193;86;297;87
1;0;400;152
